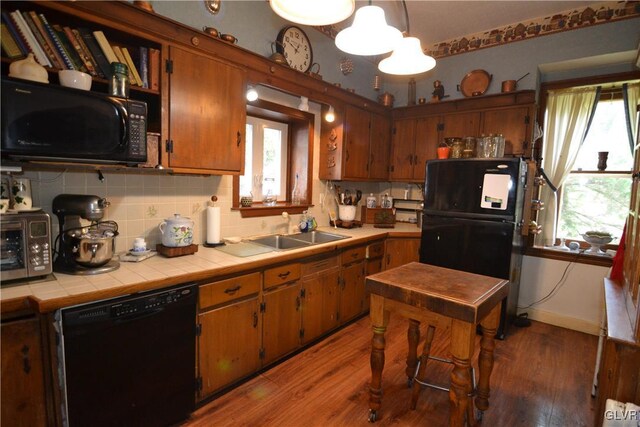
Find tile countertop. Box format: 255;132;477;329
1;224;421;314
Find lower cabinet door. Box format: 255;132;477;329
1;317;47;427
198;297;260;398
301;269;340;344
262;282;301;366
340;261;365;322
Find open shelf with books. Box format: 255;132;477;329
0;1;162;134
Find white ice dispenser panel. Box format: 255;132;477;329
480;173;511;210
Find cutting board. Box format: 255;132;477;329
214;242;273;257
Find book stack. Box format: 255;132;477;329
1;8;159;90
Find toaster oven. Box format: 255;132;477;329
0;211;52;283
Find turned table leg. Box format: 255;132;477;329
369;294;389;422
475;305;500;414
406;319;421;385
449;320;476;427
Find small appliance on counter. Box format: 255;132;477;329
0;210;52;283
52;194;119;275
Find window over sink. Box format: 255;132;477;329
233;98;314;217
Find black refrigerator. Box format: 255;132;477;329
419;158;527;339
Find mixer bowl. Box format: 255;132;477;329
66;223;118;267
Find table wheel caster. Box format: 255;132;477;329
476;409;483;422
368;409;378;423
407;378;414;388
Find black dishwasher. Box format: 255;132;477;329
57;283;197;426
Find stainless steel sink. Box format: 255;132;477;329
249;231;349;251
288;231;350;244
250;235;312;251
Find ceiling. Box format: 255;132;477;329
348;1;599;47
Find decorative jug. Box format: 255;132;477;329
158;214;194;247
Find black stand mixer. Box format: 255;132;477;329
52;194;119;275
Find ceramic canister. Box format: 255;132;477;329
158;214;194;247
11;177;32;210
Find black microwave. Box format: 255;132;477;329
1;77;147;165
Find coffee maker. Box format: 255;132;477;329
53;194;119;275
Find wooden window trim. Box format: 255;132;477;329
233;99;314;218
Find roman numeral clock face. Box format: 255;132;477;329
276;26;313;73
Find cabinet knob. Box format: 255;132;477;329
191;36;200;46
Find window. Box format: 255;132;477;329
241;117;289;202
233;98;314;217
557;97;633;241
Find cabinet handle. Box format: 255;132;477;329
278;271;291;279
386;254;391;265
21;345;31;374
408;154;413;165
414;154;418;165
253;312;258;328
345;150;350;162
236;131;242;147
224;285;241;295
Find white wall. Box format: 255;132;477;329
519;255;609;335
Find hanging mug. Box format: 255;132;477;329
11;177;32;210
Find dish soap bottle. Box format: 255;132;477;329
291;173;301;205
299;210;309;232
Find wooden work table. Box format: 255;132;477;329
365;262;509;426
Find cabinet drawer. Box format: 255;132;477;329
366;241;385;259
302;255;339;277
342;246;366;265
200;272;261;310
264;263;301;289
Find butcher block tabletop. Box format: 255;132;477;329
365;262;509;323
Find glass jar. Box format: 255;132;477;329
447;137;463;158
463;136;475;157
109;62;129;98
494;134;505;157
476;136;492;158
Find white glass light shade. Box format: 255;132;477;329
335;6;403;56
378;37;436;75
269;0;354;26
246;86;258;101
325;106;335;123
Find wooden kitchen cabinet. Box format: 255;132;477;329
1;316;47;427
198;273;261;398
481;106;534;156
262;282;302;365
385;237;421;270
340;246;367;322
198;297;260;398
320;104;391;181
166;46;246;174
389;117;439;182
300;255;341;344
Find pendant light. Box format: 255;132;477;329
269;0;355;26
378;1;436;75
246;86;258;101
335;4;402;56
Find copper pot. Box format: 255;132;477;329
378;92;394;107
501;80;517;93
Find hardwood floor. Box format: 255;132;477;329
184;316;598;427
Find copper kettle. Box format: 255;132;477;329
269;42;288;66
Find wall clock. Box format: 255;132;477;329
276;26;313;73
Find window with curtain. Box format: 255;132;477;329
536;77;639;249
557;97;633;240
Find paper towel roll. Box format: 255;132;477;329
206;206;221;244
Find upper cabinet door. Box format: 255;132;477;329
414;116;440;182
168;46;246;173
369;112;391;180
441;111;480;140
482;106;533;156
389;119;416;181
343;105;371;180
